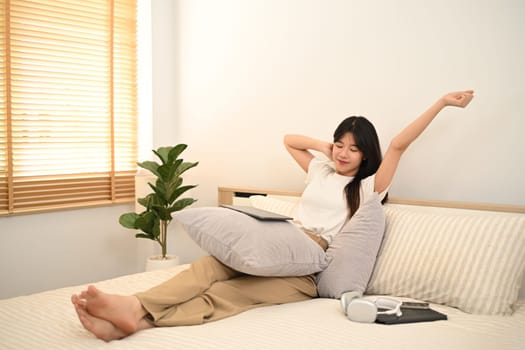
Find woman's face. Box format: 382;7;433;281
332;132;364;177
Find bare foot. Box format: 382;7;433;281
71;294;88;310
76;285;148;334
73;300;127;341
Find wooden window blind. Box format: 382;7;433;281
0;0;137;215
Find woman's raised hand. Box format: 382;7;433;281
442;90;475;108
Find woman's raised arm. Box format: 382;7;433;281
284;134;333;173
374;90;474;194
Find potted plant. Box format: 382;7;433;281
119;144;198;270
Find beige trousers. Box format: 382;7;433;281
136;234;327;327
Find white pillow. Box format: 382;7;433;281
316;193;386;298
366;205;525;315
174;207;328;276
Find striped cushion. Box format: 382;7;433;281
250;195;298;217
366;205;525;315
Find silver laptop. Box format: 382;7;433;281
220;204;293;221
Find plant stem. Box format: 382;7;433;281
160;220;167;258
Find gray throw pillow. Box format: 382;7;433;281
173;207;328;276
316;193;386;298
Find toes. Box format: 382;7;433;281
80;285;100;299
87;285;100;296
74;302;85;316
72;294;87;308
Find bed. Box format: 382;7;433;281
1;186;524;350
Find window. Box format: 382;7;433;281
0;0;137;215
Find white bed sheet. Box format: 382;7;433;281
1;265;524;350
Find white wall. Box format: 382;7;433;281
175;0;525;209
1;0;524;299
0;204;138;298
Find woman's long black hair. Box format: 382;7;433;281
333;116;385;218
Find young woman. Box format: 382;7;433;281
71;90;474;341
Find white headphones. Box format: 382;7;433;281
340;291;402;323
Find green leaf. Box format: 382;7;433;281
135;233;154;240
138;161;161;177
168;184;196;203
152;204;172;221
152;219;161;239
168;144;188;163
171;159;184;176
153;147;172;164
135;211;156;235
138;193;160;210
150;181;168;205
157;159;181;182
157;163;171;182
169;198;198;213
164;177;183;204
137;196;149;209
119;212;139;229
174;161;199;177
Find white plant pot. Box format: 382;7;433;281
145;255;180;272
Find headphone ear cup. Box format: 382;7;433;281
340;291;363;314
346;299;378;323
375;297;400;310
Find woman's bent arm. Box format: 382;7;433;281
284;134;333;173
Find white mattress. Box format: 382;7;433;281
1;265;524;350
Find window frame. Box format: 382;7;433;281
0;0;138;216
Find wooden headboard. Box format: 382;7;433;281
218;186;525;214
218;187;301;205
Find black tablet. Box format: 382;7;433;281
220;204;293;221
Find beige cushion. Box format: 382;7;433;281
174;207;328;276
366;205;525;315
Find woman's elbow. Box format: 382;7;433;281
389;137;409;153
